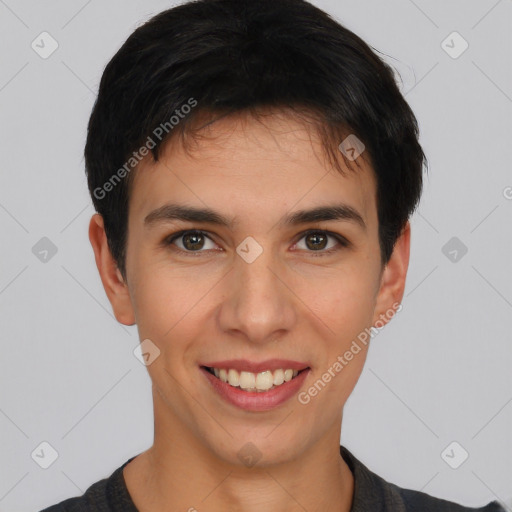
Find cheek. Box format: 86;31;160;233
129;263;205;342
300;267;379;338
297;268;376;400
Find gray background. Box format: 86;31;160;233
0;0;511;511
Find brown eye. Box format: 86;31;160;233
302;232;326;250
294;230;348;255
182;232;205;250
168;230;217;252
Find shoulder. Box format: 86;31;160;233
389;480;505;511
340;445;505;512
39;476;109;511
38;456;137;512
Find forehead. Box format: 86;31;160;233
129;110;377;229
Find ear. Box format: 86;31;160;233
371;221;410;327
88;213;136;326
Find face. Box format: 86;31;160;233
91;110;409;468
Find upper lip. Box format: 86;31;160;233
201;359;310;373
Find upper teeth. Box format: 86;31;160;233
212;368;299;391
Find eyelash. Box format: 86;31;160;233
163;229;350;257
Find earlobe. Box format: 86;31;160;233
372;221;411;327
88;214;136;326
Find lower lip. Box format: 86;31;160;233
200;367;310;412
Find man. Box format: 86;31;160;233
41;0;505;510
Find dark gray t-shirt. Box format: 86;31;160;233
40;445;505;511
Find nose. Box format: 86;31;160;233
217;245;297;345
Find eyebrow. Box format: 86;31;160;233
144;203;366;231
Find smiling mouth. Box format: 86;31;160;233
202;366;309;392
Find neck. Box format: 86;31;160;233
124;391;354;512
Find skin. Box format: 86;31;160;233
89;109;410;512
